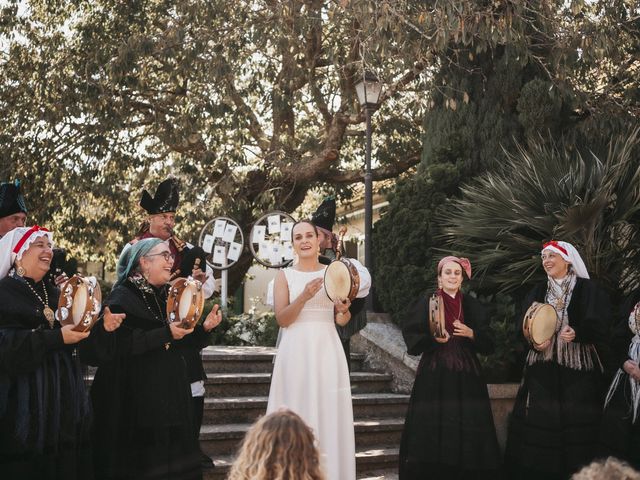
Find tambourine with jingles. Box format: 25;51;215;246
324;260;360;302
522;302;558;348
323;227;360;302
428;293;446;339
55;275;102;332
167;277;206;329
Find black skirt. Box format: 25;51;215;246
505;361;604;480
599;372;640;468
399;338;501;480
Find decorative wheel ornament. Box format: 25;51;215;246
249;210;297;268
198;216;245;271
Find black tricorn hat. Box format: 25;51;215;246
0;179;28;218
140;178;180;215
311;197;336;232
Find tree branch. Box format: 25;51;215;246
306;0;332;125
216;56;270;152
317;153;420;184
379;61;428;104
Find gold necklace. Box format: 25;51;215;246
25;281;55;328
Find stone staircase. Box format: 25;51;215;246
199;345;408;479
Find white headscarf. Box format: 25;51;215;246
0;225;54;280
541;240;590;279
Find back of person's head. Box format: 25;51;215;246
227;409;325;480
572;457;640;480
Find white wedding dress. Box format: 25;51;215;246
267;267;356;480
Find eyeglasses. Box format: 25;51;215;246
144;252;175;262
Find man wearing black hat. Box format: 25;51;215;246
0;180;27;238
128;177;218;469
312;197;371;370
133;178;215;294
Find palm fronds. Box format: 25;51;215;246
439;127;640;295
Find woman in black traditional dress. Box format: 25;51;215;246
505;240;610;479
80;238;222;480
600;289;640;467
398;255;501;480
0;226;94;479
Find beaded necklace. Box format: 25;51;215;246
129;275;171;350
13;271;55;328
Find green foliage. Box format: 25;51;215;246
477;292;522;382
0;0;431;284
371;172;443;317
201;296;277;347
517;79;569;137
211;309;279;347
373;48;542;323
371;0;638;320
0;0;637;298
439;127;640;296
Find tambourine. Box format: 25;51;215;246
428;293;446;339
323;225;360;302
167;277;206;329
55;275;102;332
522;302;558;348
324;259;360;302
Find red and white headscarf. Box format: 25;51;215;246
542;240;589;279
0;225;53;280
437;255;472;279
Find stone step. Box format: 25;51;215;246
202;447;400;480
201;345;365;373
205;371;393;396
200;418;404;455
203;393;410;424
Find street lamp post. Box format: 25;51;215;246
355;71;382;311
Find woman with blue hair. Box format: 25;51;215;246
81;238;222;480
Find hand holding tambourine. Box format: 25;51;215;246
169;323;194;339
333;297;351;314
434;330;450;344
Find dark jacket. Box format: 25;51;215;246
522;277;611;349
402;291;494;357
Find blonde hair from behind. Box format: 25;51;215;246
227;409;325;480
572;457;640;480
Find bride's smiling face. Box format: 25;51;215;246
292;222;319;259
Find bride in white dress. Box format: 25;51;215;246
267;220;356;480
